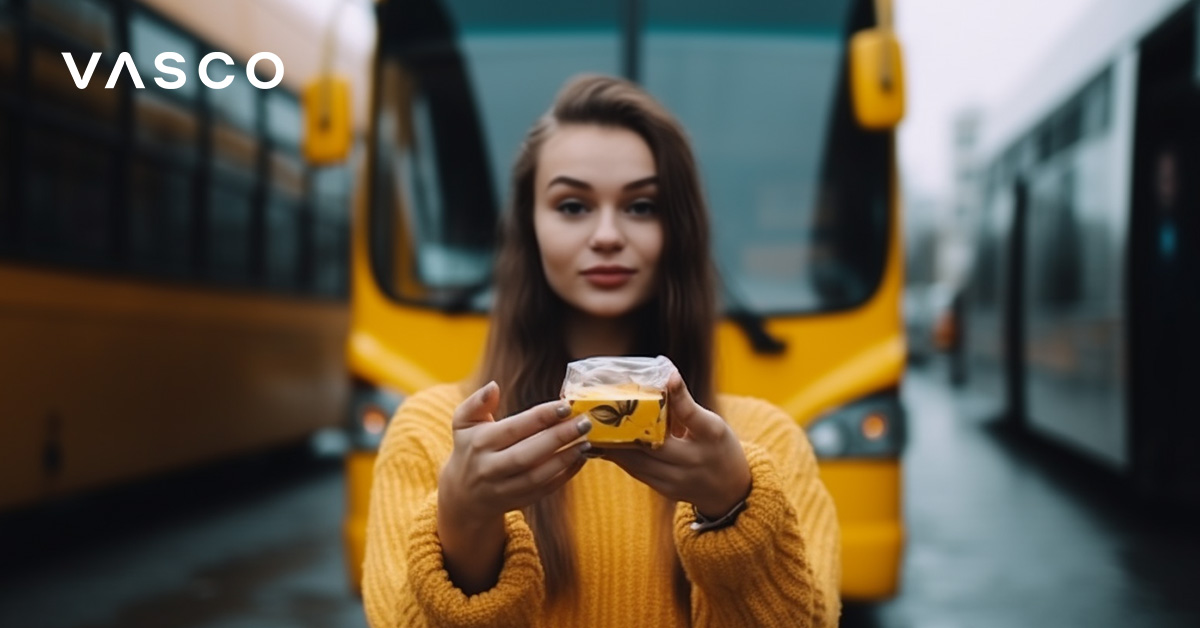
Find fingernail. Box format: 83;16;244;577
556;404;571;418
576;417;593;434
480;381;496;401
579;441;592;452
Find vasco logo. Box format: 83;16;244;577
61;51;285;90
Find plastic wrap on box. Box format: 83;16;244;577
560;356;673;448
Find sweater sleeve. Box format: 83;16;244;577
361;386;547;628
673;398;842;627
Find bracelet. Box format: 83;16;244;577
690;498;748;532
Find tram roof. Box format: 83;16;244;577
975;0;1192;163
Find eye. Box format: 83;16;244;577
627;199;657;216
556;200;589;216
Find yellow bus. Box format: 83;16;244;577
340;0;907;600
0;0;368;511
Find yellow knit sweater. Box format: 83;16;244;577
362;383;842;627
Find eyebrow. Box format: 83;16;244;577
546;175;659;191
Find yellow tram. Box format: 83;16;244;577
0;0;367;511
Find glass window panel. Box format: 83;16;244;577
0;106;11;252
31;44;120;124
30;0;115;54
207;124;258;284
130;11;200;100
371;0;621;303
313;164;350;217
312;166;350;296
134;91;197;158
265;152;304;289
646;0;849;31
266;91;302;149
209;65;258;132
24;124;112;265
0;21;16;93
643;0;882;313
128;156;192;276
265;194;300;290
207;160;253;284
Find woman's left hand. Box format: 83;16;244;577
602;370;752;519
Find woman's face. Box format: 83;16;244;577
533;124;664;319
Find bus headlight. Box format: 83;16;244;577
806;390;907;459
349;379;405;451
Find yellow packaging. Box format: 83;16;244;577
560;356;675;449
568;385;669;449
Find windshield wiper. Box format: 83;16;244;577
721;275;788;355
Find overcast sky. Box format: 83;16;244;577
896;0;1097;197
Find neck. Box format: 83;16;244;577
565;310;638;359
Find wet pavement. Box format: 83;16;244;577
0;450;368;628
1;363;1198;627
846;361;1200;627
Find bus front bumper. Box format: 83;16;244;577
820;458;905;600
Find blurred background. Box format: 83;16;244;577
1;0;1198;626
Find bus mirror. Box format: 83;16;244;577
303;74;353;164
850;27;906;130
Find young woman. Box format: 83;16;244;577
362;75;841;627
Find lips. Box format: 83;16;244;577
581;265;636;289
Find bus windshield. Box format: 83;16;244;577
368;0;889;315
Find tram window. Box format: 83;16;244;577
1035;125;1054;163
209;67;257;132
127;91;196;277
312;166;350;296
24;124;113;266
265;152;304;290
1;21;15;93
128;155;192;277
29;0;116;54
134;91;196;156
208;161;254;285
975;234;998;306
1038;171;1084;307
265;195;301;291
266;91;302;151
130;10;199;101
31;45;119;122
207;124;257;285
1055;103;1084;154
311;218;346;297
0;108;10;251
1083;69;1112;138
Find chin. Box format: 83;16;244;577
573;295;642;319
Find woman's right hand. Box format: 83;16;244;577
436;381;592;593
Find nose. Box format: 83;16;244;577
588;206;625;252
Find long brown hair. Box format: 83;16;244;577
477;74;717;604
